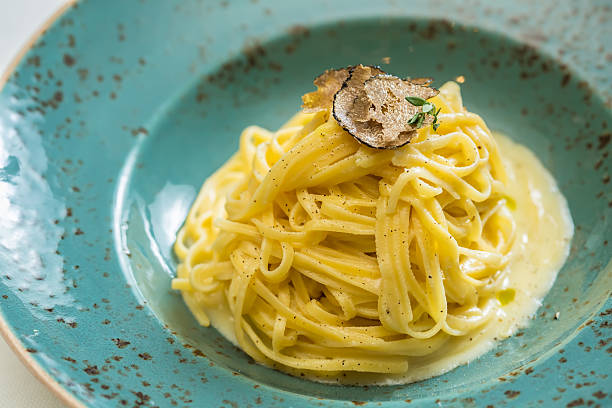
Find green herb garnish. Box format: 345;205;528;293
406;96;441;131
405;96;426;106
407;112;424;125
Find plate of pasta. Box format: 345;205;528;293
0;1;610;407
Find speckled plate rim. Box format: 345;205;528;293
0;2;610;407
0;1;84;407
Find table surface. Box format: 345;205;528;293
0;2;68;406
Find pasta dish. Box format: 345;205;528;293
172;66;573;383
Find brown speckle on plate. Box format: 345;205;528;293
112;338;131;349
84;365;100;375
63;53;76;67
504;390;520;399
138;353;152;361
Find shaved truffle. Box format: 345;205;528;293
335;65;386;120
345;64;386;87
333;73;439;149
302;67;351;113
408;77;434;86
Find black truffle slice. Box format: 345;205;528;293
345;64;386;87
337;65;386;120
333;74;439;149
302;67;351;113
408;77;434;86
332;65;384;132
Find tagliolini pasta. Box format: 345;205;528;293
172;81;573;384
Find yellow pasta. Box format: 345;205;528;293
172;79;574;384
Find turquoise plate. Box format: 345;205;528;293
1;0;611;406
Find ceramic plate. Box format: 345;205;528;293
0;0;611;407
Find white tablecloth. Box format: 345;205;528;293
1;1;69;406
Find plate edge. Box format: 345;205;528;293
0;0;76;88
0;1;85;407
